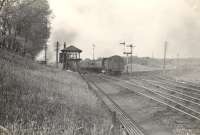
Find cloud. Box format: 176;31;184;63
40;0;200;62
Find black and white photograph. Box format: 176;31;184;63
0;0;200;134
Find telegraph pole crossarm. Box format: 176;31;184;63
120;41;126;53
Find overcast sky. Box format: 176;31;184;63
40;0;200;61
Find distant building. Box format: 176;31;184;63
59;44;82;71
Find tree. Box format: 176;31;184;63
0;0;51;57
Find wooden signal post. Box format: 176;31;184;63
120;41;135;74
127;44;136;74
120;41;129;73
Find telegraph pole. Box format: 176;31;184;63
92;44;95;61
163;41;168;75
44;44;47;64
55;41;60;68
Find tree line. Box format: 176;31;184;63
0;0;51;58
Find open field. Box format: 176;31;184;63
0;50;112;135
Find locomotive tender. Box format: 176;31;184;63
80;55;125;75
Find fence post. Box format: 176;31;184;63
111;111;120;135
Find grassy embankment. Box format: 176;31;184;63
0;50;112;134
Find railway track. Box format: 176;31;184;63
142;78;200;98
152;75;200;93
140;78;200;97
81;74;146;135
129;79;200;112
178;80;200;89
137;79;200;106
99;74;200;121
135;74;200;90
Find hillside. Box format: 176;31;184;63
124;57;200;73
0;50;111;134
126;56;200;83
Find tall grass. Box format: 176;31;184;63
0;50;112;135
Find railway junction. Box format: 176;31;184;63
81;72;200;135
55;43;200;135
2;0;200;135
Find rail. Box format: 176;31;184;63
100;74;200;121
80;73;146;135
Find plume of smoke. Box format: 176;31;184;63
36;28;78;62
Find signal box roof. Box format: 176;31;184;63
61;45;82;53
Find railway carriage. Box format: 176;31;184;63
104;55;125;75
80;55;125;75
80;59;103;73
